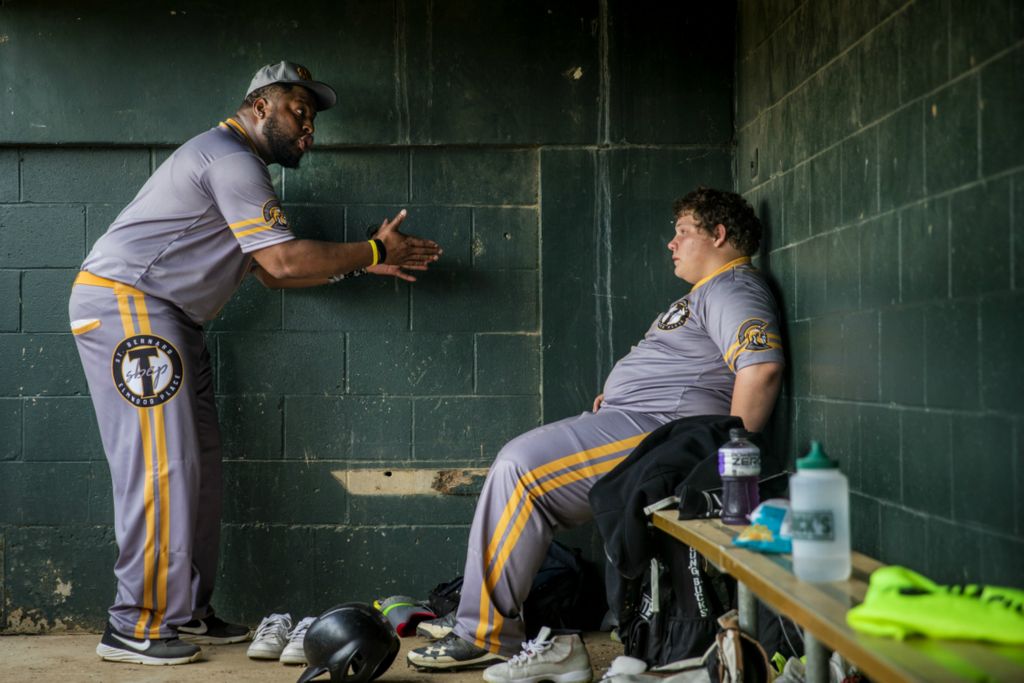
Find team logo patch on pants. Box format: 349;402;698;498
112;334;184;406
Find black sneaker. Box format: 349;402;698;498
407;632;506;671
95;622;202;665
178;614;251;644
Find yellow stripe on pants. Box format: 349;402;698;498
474;433;647;651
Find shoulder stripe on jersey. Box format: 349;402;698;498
229;217;268;230
723;334;783;372
234;225;275;239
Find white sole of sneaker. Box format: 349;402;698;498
483;671;592;683
280;652;306;665
407;655;506;671
247;649;285;660
96;643;202;666
180;632;251;645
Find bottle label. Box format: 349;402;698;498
718;449;760;477
790;510;835;541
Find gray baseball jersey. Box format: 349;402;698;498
601;257;784;416
82;118;295;323
447;257;785;656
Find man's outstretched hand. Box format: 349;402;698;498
369;209;442;281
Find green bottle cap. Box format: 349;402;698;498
796;441;837;470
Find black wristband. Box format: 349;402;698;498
372;238;387;265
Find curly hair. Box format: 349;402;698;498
672;186;762;255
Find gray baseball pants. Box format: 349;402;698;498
69;273;221;639
452;407;669;655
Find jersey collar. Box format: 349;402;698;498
219;117;259;156
690;256;752;292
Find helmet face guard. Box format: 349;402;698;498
296;603;400;683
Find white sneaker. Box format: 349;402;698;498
483;627;593;683
246;613;292;660
280;616;315;665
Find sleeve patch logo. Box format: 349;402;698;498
738;318;771;350
262;199;289;230
657;300;691;330
111;334;184;407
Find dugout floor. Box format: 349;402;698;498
0;630;624;681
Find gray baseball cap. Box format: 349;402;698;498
245;61;337;111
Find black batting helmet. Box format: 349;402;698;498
296;602;400;683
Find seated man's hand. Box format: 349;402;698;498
592;393;604;413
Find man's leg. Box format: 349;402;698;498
409;408;666;669
188;344;222;619
174;344;249;644
71;279;209;663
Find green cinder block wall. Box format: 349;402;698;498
738;0;1024;586
0;1;734;632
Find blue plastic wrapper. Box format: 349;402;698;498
732;498;792;554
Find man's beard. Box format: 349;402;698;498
264;114;304;168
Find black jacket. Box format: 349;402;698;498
589;414;742;580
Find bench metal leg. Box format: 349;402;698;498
737;582;757;636
804;632;832;683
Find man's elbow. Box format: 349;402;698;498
252;246;294;280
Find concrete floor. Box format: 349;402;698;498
0;631;624;682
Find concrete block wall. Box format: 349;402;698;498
0;1;734;631
737;0;1024;585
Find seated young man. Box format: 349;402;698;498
408;187;784;671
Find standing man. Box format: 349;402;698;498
70;61;442;666
408;187;783;675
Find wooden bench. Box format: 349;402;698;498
651;512;1024;683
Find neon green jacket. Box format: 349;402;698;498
847;566;1024;644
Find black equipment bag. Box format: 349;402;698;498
425;540;607;638
617;532;735;666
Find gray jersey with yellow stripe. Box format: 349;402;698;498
601;257;784;417
81;119;294;323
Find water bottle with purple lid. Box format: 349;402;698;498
718;428;760;525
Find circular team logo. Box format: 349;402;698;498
262;199;289;229
657;300;690;330
737;319;771;350
111;335;184;407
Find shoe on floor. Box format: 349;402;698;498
407;632;506;671
178;613;251;645
483;627;592;683
247;613;293;660
280;616;316;665
416;611;457;640
95;622;202;666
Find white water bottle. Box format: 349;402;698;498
789;441;851;582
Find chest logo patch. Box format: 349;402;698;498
262;199;289;230
738;319;771;350
657;300;690;330
111;334;184;407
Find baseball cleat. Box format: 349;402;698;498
407;632;506;671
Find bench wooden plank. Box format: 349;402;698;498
651;511;1024;683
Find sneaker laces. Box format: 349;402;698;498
288;616;315;645
509;627;554;666
253;613;291;642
